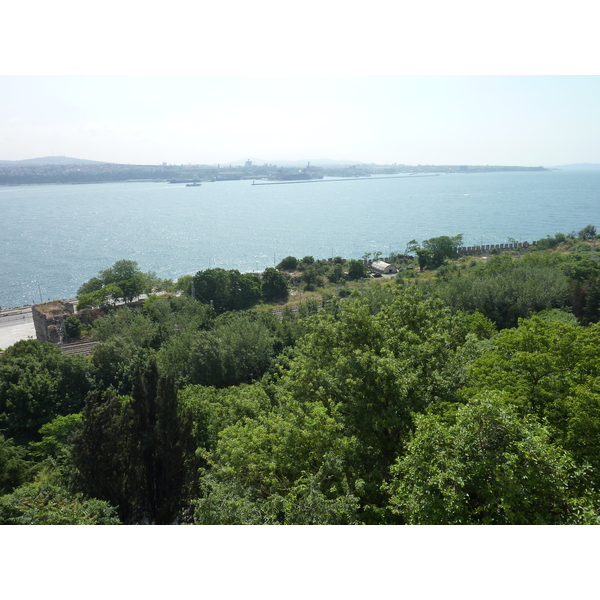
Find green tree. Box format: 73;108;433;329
178;383;272;454
72;359;191;524
578;224;597;240
0;435;33;495
29;413;82;465
92;307;159;348
385;394;597;524
405;240;420;255
276;256;298;271
91;340;155;397
77;259;150;307
0;478;121;524
415;248;433;271
422;234;463;268
301;263;325;290
327;263;344;284
346;259;367;280
0;340;92;445
77;276;104;296
192;268;262;313
195;398;360;524
76;288;112;310
174;274;193;295
261;268;289;302
465;316;600;415
171;311;279;388
432;263;570;329
465;315;600;490
300;255;315;266
272;286;475;521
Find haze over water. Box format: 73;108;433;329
1;168;598;309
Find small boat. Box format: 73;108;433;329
186;182;201;187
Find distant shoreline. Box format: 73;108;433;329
0;180;162;187
1;169;551;187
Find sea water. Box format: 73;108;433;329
0;169;598;309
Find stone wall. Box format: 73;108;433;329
32;300;74;344
458;241;532;256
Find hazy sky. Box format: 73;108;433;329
2;2;598;167
2;75;599;166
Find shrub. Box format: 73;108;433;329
64;315;82;340
276;256;298;271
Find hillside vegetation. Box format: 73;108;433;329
2;226;600;524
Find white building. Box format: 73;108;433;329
371;260;397;275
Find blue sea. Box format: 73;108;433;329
1;169;599;309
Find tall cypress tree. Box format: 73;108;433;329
72;357;190;524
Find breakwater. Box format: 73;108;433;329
251;174;440;185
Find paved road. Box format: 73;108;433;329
0;306;36;350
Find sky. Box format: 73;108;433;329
2;75;599;167
1;3;599;167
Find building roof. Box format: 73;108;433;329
372;260;394;271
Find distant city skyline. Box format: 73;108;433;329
2;76;600;167
2;154;598;170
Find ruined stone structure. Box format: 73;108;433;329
32;300;75;344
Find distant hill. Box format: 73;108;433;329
0;156;107;165
552;163;600;170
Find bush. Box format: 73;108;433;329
555;232;567;245
276;256;298;271
64;315;82;340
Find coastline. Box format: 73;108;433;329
0;180;163;187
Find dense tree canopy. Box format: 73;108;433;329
386;393;596;524
187;286;478;523
5;232;600;525
0;340;92;445
192;268;262;312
